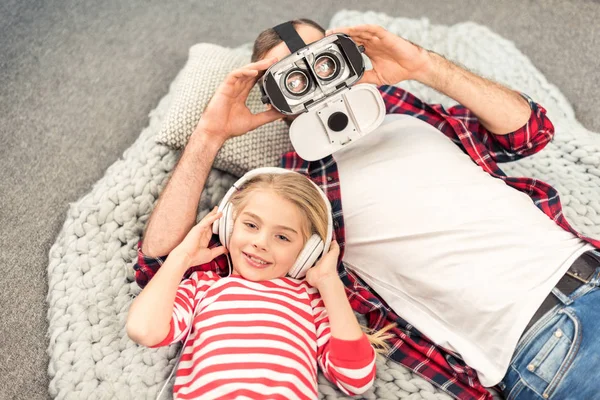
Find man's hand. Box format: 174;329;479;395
328;24;531;135
326;24;431;86
143;60;285;258
194;57;283;143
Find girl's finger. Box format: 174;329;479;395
210;246;228;259
199;210;223;226
327;240;340;256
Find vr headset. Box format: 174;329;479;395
258;21;386;161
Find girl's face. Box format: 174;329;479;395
229;189;307;281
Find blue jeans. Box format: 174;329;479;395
500;254;600;399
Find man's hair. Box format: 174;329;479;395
251;18;326;62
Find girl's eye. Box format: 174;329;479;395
244;222;257;229
276;234;290;242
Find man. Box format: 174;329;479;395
135;19;600;399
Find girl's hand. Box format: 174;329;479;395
194;57;283;142
173;207;228;268
305;240;341;290
326;24;431;86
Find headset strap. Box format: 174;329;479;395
273;21;306;53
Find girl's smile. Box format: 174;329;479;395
242;251;272;268
229;189;307;281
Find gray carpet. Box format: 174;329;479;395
1;0;599;399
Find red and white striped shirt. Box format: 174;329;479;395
152;271;376;399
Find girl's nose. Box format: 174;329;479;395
252;232;269;251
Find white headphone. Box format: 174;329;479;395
211;167;333;279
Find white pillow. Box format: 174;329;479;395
156;43;293;177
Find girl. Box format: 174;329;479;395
127;169;383;399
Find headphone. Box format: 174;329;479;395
211;167;333;279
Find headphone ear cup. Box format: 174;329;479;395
289;234;324;279
218;203;235;249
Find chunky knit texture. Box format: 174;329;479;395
46;10;598;400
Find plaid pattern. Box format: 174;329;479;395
133;237;228;289
134;85;599;400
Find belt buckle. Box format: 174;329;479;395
565;270;590;284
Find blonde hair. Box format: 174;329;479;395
251;18;326;62
228;172;328;243
229;172;394;353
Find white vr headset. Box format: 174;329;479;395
211;167;333;279
258;21;386;161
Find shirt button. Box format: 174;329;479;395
543;393;549;399
555;330;563;338
527;364;535;372
327;176;333;182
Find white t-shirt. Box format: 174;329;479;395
334;114;593;386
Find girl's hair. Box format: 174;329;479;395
251;18;326;62
228;171;395;354
228;172;329;244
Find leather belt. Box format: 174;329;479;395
523;250;600;334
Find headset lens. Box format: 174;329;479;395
285;70;309;95
314;55;338;80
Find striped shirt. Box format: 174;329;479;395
150;271;376;399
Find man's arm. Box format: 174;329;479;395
414;52;531;135
141;130;223;257
140;57;282;258
327;25;532;136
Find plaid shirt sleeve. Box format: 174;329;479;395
379;85;555;162
133;237;229;289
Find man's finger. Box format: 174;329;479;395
248;109;285;131
229;58;277;93
240;69;259;77
327;25;376;42
245;57;279;71
326;26;352;35
356;70;379;86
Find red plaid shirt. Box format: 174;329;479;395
134;85;599;400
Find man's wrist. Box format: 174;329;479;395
411;51;449;90
188;126;226;155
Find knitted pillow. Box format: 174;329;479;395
156;43;293;177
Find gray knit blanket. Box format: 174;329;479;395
46;10;599;400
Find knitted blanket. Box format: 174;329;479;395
46;10;600;400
